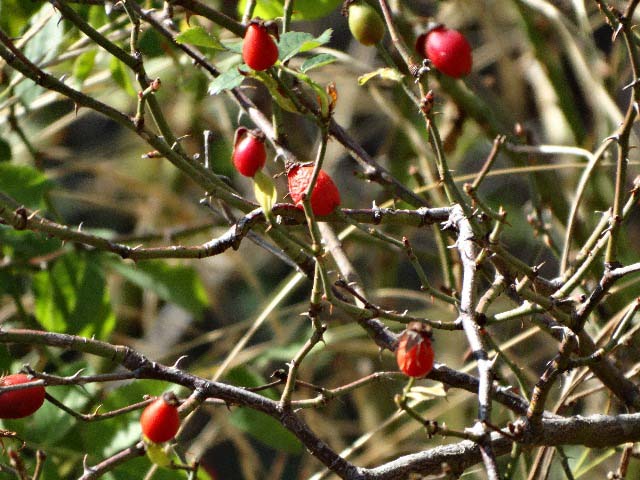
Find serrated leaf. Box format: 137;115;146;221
237;0;341;20
175;26;225;50
251;70;298;112
109;57;136;96
0;163;53;209
72;49;97;86
301;53;336;73
33;252;116;339
253;170;277;218
108;260;209;317
208;67;245;95
357;67;405;86
278;29;332;63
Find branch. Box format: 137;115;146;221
448;204;500;479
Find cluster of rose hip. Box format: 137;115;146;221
233;2;471;216
0;1;473;462
0;373;181;447
232;1;470;377
0;324;433;428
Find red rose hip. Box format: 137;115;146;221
396;322;434;378
416;26;472;78
140;393;181;443
0;373;46;419
232;128;267;177
287;164;341;216
242;21;279;71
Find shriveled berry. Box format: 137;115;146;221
232;128;267;177
0;373;46;419
242;21;279;71
140;393;180;444
287;164;341;216
416;26;472;78
348;2;385;46
396;322;434;378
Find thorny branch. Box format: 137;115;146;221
5;328;640;479
1;0;640;479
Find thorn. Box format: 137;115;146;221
623;78;640;90
612;22;624;42
488;355;498;369
91;404;103;416
69;368;86;380
82;455;95;475
171;355;189;369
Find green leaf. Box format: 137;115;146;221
0;0;42;37
176;26;225;50
0;229;61;261
404;384;448;404
237;0;341;20
108;259;209;317
78;380;174;459
221;39;243;54
72;49;98;86
251;70;298;112
225;367;302;453
301;53;337;73
253;170;277;221
0;270;27;298
208;67;245;95
88;4;109;28
0;163;53;209
145;441;174;469
33;252;116;339
225;366;275;395
278;29;332;63
14;3;64;106
230;408;303;453
3;362;95;445
109;57;136;96
357;67;405;86
0;137;11;162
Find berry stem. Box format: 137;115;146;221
241;0;257;24
376;0;420;74
282;0;295;34
300;127;330;250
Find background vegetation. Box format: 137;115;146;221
1;0;640;479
